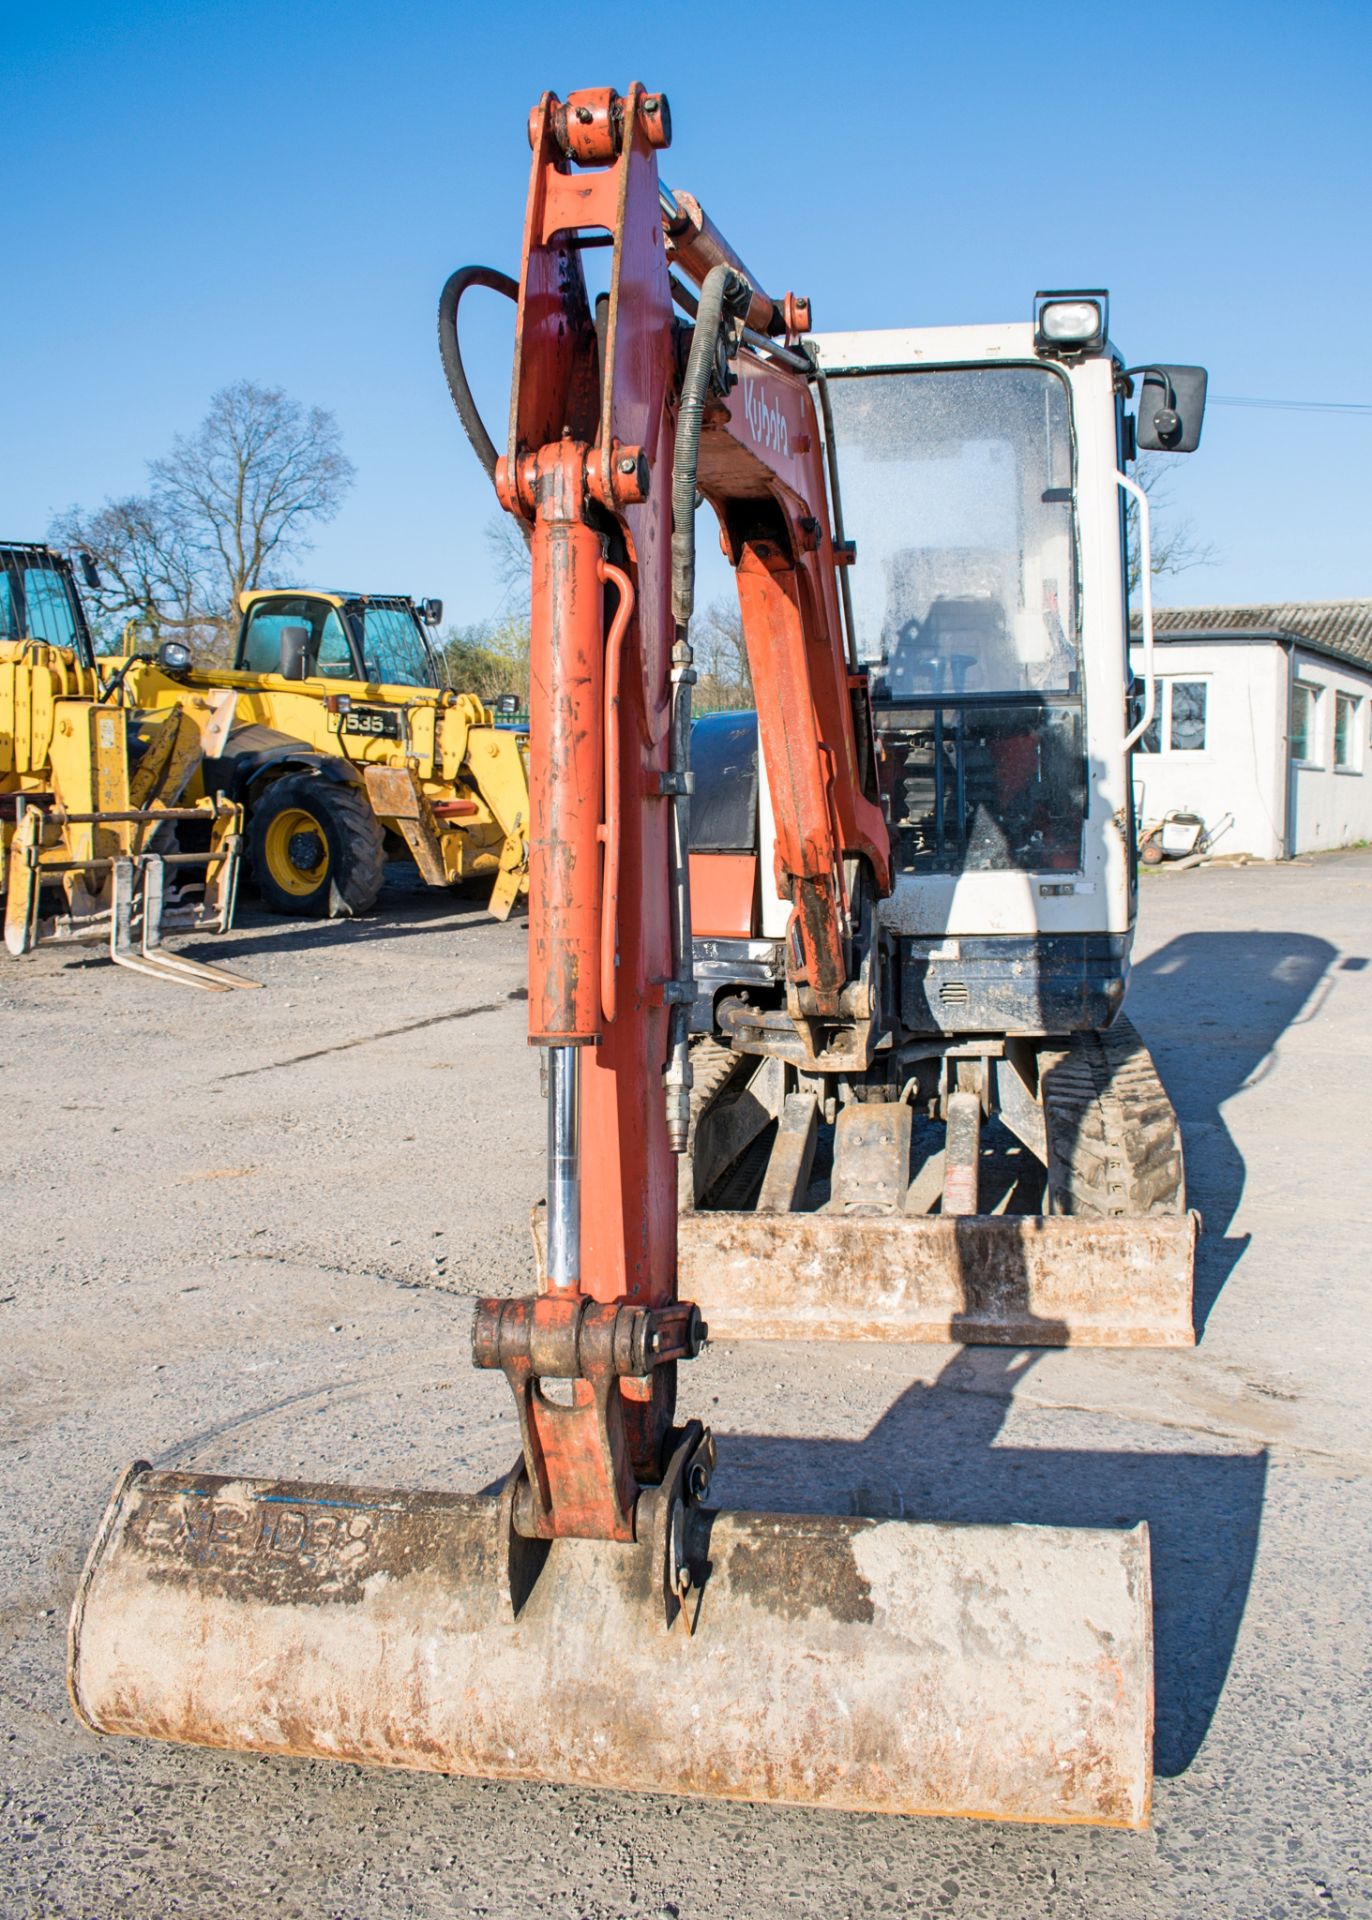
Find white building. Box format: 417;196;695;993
1128;600;1372;860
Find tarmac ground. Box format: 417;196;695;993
2;852;1369;1919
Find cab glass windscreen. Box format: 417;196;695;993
1;561;81;649
826;364;1078;699
359;604;436;688
826;364;1086;876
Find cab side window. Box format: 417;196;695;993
239;599;355;678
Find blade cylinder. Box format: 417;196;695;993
70;1466;1152;1827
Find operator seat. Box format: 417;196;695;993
886;593;1018;697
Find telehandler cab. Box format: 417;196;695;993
110;585;530;920
72;84;1205;1826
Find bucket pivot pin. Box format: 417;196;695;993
472;1294;707;1542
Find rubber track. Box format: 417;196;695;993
681;1037;754;1209
1040;1015;1186;1217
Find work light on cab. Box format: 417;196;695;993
1033;289;1109;354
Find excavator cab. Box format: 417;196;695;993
695;312;1207;1032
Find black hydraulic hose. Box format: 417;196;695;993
99;653;151;702
663;263;750;1151
671;263;750;629
437;266;519;485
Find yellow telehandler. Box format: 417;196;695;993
108;587;529;921
1;542;254;990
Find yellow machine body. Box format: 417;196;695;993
1;604;253;990
108;588;530;920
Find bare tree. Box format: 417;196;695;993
1126;452;1218;596
49;494;201;645
52;381;354;657
486;512;528;598
692;595;753;710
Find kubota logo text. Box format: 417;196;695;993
743;381;789;457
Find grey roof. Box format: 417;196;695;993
1133;600;1372;669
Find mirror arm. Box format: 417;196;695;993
98;652;154;703
1123;364;1176;407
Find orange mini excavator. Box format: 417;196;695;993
68;85;1183;1827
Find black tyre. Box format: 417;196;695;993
248;773;386;919
1041;1016;1186;1217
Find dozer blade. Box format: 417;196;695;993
545;1208;1197;1348
680;1210;1197;1347
70;1464;1153;1827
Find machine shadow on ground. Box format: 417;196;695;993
712;1344;1267;1780
1128;927;1339;1326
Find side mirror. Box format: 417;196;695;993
278;624;310;679
79;552;102;591
421;597;443;627
157;638;194;679
1132;364;1208;453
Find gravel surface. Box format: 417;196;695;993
2;855;1369;1919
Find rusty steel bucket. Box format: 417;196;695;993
69;1464;1153;1827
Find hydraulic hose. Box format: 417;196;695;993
663;263;750;1150
437;266;519;485
671;263;750;629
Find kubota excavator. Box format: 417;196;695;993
68;84;1204;1826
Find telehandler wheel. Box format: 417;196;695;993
248;773;386;919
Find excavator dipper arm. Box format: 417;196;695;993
479;81;892;1544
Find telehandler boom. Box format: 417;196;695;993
71;85;1170;1826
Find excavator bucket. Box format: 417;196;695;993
70;1464;1152;1827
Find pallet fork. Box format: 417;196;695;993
4;680;257;991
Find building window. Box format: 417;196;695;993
1134;676;1207;754
1291;682;1322;765
1334;692;1362;771
1170;680;1208;751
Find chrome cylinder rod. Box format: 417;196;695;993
546;1044;581;1290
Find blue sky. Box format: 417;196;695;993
4;0;1368;625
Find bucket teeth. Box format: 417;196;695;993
70;1465;1153;1828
